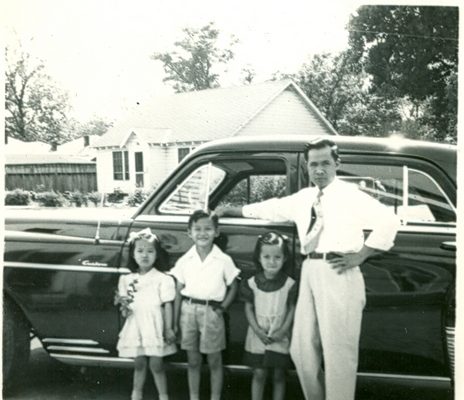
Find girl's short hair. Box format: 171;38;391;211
127;229;169;272
253;231;291;273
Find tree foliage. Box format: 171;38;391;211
285;52;402;137
151;22;238;92
5;48;70;144
68;117;113;138
348;5;458;142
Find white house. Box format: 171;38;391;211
92;79;337;193
55;135;99;160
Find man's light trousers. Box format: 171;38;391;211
290;258;366;400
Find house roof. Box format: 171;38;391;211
5;137;52;154
93;80;336;148
5;153;95;165
55;135;99;157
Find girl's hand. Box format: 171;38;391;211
212;304;224;315
164;328;176;345
268;328;286;342
256;328;273;345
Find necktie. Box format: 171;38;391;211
303;190;323;254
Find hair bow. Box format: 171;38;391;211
128;227;158;243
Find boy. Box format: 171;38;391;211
170;210;240;400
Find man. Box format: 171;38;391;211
215;138;400;400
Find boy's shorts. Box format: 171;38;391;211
180;301;226;354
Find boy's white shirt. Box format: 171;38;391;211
169;244;240;302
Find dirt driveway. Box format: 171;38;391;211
4;340;449;400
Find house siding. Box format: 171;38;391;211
239;90;331;137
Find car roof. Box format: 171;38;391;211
192;135;457;184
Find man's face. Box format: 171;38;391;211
307;146;339;189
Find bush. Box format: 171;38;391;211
34;184;47;193
107;188;126;203
5;189;31;206
127;189;149;206
87;192;102;206
36;191;65;207
70;191;88;207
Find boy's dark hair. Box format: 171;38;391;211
188;209;219;229
253;231;292;273
127;236;169;272
304;137;340;163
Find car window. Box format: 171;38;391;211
339;164;455;225
217;175;286;207
158;158;288;215
159;164;225;214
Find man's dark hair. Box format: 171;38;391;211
304;137;340;163
188;209;219;229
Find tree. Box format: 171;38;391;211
284;52;402;137
151;22;238;92
348;5;458;142
68;117;113;138
5;47;70;144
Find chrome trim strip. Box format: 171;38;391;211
48;353;452;384
357;372;450;383
42;338;99;345
50;354;132;364
135;214;293;227
3;261;127;274
398;225;455;234
136;214;454;233
46;346;109;354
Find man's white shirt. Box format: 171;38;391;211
243;177;401;254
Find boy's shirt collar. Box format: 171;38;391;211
185;244;224;261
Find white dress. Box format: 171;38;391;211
117;268;177;358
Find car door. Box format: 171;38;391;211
298;152;456;381
132;151;299;365
3;218;131;359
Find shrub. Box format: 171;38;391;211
36;191;65;207
87;192;102;206
70;191;88;207
127;189;149;206
5;189;31;206
107;188;126;203
34;184;48;193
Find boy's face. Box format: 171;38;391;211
188;217;219;250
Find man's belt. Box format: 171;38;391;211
306;252;342;260
182;296;222;307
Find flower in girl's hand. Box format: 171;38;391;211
116;279;138;317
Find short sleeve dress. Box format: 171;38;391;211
117;268;177;358
240;271;297;368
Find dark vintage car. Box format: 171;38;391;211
3;135;456;396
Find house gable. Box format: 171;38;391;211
238;88;333;137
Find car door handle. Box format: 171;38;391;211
440;241;456;251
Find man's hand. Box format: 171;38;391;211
328;252;364;274
328;246;378;274
213;205;243;218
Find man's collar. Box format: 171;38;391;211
313;176;340;196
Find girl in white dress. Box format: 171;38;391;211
115;228;177;400
240;231;297;400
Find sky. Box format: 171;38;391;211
3;0;461;123
3;0;361;122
